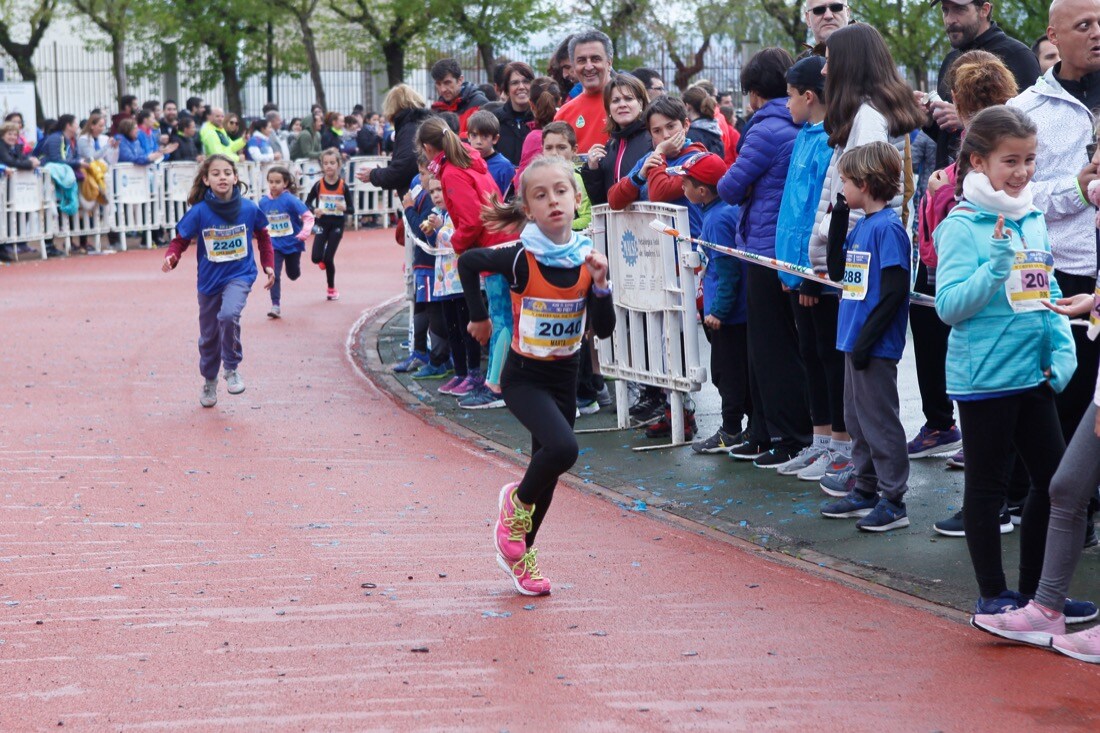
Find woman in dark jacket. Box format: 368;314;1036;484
580;73;651;206
0;121;39;170
319;111;346;153
362;84;433;198
492;61;535;165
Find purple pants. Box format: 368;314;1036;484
197;278;251;380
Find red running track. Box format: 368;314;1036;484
1;232;1097;730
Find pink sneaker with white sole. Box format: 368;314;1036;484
1052;624;1100;664
497;548;551;596
495;482;532;563
437;376;464;395
971;601;1065;647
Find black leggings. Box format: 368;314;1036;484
311;221;343;289
791;293;845;433
413;301;450;366
958;386;1066;599
910;261;955;430
501;352;579;547
439;297;480;376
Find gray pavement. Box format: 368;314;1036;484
375;310;1100;614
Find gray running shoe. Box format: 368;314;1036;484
200;378;218;408
224;369;245;395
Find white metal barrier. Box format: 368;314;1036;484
294;158;322;203
591;202;706;448
346;155;398;229
111;163;160;250
161;162;197;238
4;170;51;259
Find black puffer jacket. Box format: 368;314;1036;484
369;106;434;197
493;102;534;165
579;118;651;205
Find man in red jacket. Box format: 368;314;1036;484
431;58;489;139
554;29;614;153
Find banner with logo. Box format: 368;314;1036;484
0;82;36;139
606;208;667;311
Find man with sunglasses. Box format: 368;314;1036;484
804;0;850;44
923;0;1040;168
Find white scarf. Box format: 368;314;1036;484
961;171;1035;221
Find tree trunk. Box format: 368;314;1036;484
13;55;44;123
477;41;494;80
383;40;404;89
112;33;127;103
218;51;243;115
300;17;326;111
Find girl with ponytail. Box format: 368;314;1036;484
415;116;513;397
456;156;614;596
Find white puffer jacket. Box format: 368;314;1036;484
1008;68;1096;276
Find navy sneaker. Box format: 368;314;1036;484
393;350;429;373
1020;596;1100;625
821;490;878;519
412;361;454;380
907;424;962;458
933;507;1013;537
728;439;769;461
819;465;856;497
753;445;801;469
975;590;1024;615
856;498;910;532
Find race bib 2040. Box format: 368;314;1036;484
517;297;586;358
202;224;248;262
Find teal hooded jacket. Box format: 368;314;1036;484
934;201;1076;397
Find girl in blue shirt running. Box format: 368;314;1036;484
162;155;275;408
259;166;314;318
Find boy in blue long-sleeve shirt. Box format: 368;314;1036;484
674;152;750;453
466;110;515;197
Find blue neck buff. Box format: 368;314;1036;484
520;222;592;268
205;187;242;224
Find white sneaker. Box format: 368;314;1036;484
797;449;845;482
224;369;245;395
267;305;281;318
200;378;218;408
775;445;825;476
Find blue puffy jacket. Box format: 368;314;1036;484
774;121;833;290
934;201;1076;397
716;97;799;257
700;198;746;325
117;134;156;165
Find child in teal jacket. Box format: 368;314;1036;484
933;105;1076;616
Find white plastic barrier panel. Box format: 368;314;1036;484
111;163;160;249
295;159;322;202
346;155;396;228
591;202;706;446
5;169;50;258
237;161;261;202
162;162;197;237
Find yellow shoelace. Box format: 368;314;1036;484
513;548;544;580
504;497;534;542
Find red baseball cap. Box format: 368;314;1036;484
669;152;728;186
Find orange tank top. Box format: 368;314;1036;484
510;249;592;360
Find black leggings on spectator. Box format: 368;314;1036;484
413;301;450;366
958;386;1066;599
501;352;579;547
910;262;955;430
791;293;845;433
311;221;343;289
439;297;480;377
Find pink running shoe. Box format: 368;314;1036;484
1052;625;1100;663
497;548;551;596
437;375;464;395
495;482;532;562
327;288;339;301
971;601;1065;647
450;375;480;397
